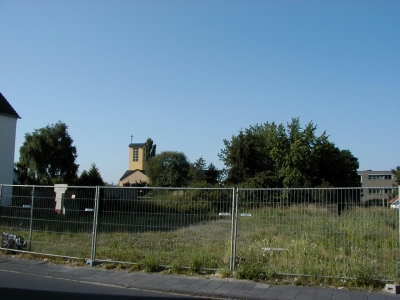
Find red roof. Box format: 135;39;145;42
388;196;399;204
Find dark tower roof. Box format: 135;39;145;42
128;143;145;147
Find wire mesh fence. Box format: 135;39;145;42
94;187;234;270
0;184;96;258
0;184;399;281
234;187;399;281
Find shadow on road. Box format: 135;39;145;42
0;288;203;300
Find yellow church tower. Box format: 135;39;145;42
118;136;149;186
128;142;146;171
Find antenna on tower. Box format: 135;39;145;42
131;135;133;144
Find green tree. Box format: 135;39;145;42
219;129;267;185
144;138;156;162
75;163;105;186
16;121;78;185
204;163;221;185
188;158;222;186
146;151;190;187
392;166;400;186
189;157;207;183
219;118;360;188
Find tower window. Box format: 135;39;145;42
133;148;139;161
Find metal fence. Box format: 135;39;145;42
0;184;399;281
235;188;399;281
0;185;96;258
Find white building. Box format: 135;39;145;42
0;93;20;186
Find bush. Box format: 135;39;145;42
352;265;383;289
235;259;269;281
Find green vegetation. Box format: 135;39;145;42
392;166;400;186
75;163;105;186
1;202;397;289
15;121;79;185
144;138;157;163
14;121;107;186
188;157;222;186
14;118;365;189
232;205;397;288
146;151;191;187
219;118;360;188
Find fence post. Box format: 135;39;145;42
0;185;2;225
230;187;239;272
88;186;100;266
28;185;35;251
398;185;400;279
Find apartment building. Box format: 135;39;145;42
357;170;397;204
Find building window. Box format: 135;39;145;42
133;148;139;161
369;188;390;194
368;174;392;180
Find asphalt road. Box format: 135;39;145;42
0;270;212;300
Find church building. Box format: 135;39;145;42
118;141;149;186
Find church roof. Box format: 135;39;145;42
119;169;146;181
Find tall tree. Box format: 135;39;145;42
219;118;360;188
392;166;400;186
189;157;207;183
188;158;222;186
144;138;156;162
16;121;78;185
204;163;221;185
75;163;105;186
146;151;190;187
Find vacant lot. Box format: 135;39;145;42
1;203;398;283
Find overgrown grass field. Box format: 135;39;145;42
234;205;398;285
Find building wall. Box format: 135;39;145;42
128;146;145;171
0;114;18;185
358;170;397;203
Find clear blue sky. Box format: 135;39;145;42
1;0;399;184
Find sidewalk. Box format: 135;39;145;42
0;256;398;300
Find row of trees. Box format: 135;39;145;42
14;121;221;187
14;119;398;189
146;118;360;188
218;118;360;188
146;153;221;187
